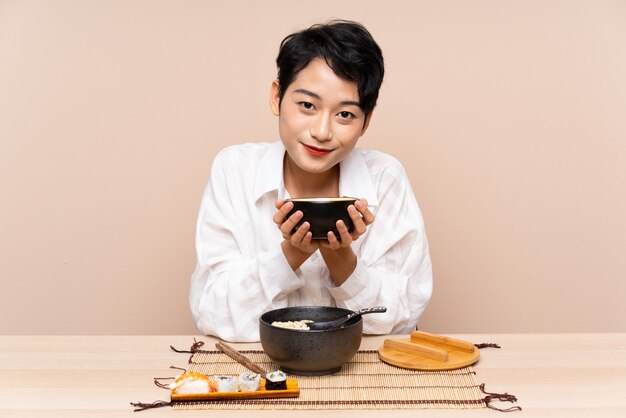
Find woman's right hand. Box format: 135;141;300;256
274;199;319;255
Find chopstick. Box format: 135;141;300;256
215;341;267;375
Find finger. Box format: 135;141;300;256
275;199;285;210
301;229;314;247
336;220;353;245
318;238;331;249
273;201;294;225
281;211;304;236
347;205;367;235
355;199;375;225
290;221;310;245
326;230;340;249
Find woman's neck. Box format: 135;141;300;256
283;155;339;198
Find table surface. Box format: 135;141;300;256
1;333;625;417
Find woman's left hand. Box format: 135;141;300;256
321;199;375;250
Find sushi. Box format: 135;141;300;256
214;373;262;392
168;371;216;394
215;375;238;392
265;370;287;390
238;372;261;392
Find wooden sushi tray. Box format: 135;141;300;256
378;331;480;371
171;378;299;402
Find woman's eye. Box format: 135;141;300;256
338;111;355;119
300;102;315;110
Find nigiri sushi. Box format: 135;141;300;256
169;371;216;394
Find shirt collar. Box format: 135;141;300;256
253;141;379;207
338;148;379;206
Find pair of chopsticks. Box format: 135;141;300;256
215;341;267;375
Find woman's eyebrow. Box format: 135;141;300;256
293;88;360;107
293;88;321;100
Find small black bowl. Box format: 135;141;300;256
286;197;357;239
259;306;363;376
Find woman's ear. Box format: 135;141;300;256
269;80;281;116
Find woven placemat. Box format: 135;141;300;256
174;349;486;410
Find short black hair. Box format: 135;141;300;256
276;20;385;116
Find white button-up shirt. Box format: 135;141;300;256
190;141;432;342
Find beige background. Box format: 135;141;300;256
1;0;625;335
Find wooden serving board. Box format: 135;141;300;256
171;378;299;402
378;331;480;371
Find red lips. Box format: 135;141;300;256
303;144;332;156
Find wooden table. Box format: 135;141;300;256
1;333;625;417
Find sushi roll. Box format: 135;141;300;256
238;372;261;392
265;370;287;390
215;375;238;392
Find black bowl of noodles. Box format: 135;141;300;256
259;306;363;376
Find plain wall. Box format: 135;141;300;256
1;0;625;334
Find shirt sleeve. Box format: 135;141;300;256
327;159;433;335
189;149;304;342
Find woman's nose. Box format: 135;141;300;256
310;114;333;141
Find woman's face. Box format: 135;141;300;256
270;58;371;175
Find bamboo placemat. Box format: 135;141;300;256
173;349;486;410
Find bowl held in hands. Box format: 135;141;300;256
286;197;357;239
